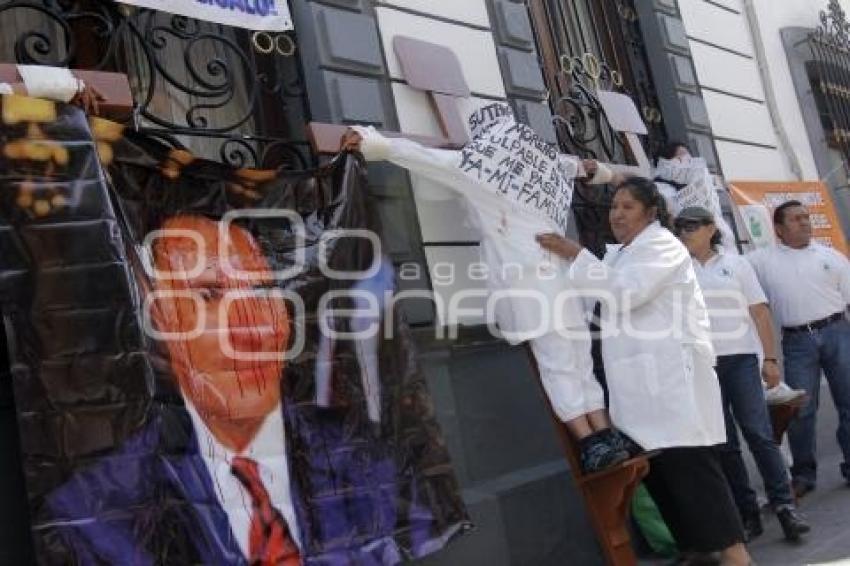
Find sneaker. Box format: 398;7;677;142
742;513;763;542
601;428;644;458
579;430;629;474
776;507;810;541
616;430;645;458
764;382;807;406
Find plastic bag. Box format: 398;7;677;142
0;95;471;565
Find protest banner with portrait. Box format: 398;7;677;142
0;94;469;564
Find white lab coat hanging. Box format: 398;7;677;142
351;101;592;344
568;222;727;450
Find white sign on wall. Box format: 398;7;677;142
119;0;293;31
738;204;777;249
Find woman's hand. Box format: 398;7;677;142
340;128;363;152
762;359;781;389
536;233;583;260
70;83;105;116
580;159;620;185
581;159;598;180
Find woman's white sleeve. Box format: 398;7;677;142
567;243;684;313
351;126;466;194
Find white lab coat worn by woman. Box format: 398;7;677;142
568;220;726;450
537;177;748;561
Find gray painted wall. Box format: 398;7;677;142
637;0;748;246
636;0;720;171
290;0;437;326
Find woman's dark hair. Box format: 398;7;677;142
710;224;723;250
657;140;689;161
614;176;672;230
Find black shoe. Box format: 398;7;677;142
579;430;629;474
670;552;721;566
741;513;763;542
686;553;721;566
776;507;810;542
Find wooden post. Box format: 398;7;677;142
0;65;133;120
524;346;649;566
596;90;651;177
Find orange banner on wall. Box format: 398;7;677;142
728;181;849;256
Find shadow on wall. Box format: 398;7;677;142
0;320;35;565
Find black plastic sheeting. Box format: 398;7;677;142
0;95;470;565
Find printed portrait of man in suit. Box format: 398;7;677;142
147;214;300;564
42;209;458;565
0;99;469;565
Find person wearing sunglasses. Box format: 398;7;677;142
675;206;810;543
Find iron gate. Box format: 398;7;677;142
0;0;312;169
808;0;850;178
526;0;667;254
526;0;665;164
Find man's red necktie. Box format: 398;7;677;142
231;456;301;566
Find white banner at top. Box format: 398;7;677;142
119;0;293;31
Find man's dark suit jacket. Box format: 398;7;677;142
38;400;458;565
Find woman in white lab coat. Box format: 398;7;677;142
537;177;749;565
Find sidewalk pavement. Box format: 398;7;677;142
642;378;850;566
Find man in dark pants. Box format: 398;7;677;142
747;200;850;496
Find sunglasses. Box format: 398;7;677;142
674;219;712;233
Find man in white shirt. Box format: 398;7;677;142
747;200;850;495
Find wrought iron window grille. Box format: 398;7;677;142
0;0;312;170
526;0;666;255
527;0;665;165
808;0;850;181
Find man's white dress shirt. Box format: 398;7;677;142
747;243;850;328
186;402;301;558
